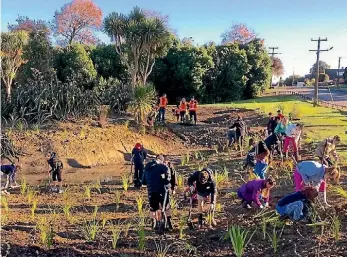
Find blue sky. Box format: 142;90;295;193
2;0;347;78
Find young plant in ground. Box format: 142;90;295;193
20;177;27;195
180;155;186;167
81;219;100;242
124;221;132;237
37;217;54;249
216;203;223;212
94;179;101;194
207;210;213;228
228;225;255;257
121;174;129;192
110;221;122;249
114;190;121;211
331;215;341;241
177;174;184;188
93;205;99;219
63;202;72;221
1;196;9;224
84;185;91;201
178;216;185;239
267;222;285;254
27;187;36;204
222;166;229;182
138;217;146;251
185;153;190;164
332;186;347;199
154;240;174;257
136;195;144;215
31;198;38;220
194;151;200;160
170;197;178;216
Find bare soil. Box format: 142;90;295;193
1;107;347;257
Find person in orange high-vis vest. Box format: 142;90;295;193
158;94;168;122
189;97;198;125
179;98;188;123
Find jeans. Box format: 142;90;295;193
254;161;268;179
134;163;144;185
285;201;304;221
159;107;166;122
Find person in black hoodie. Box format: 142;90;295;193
267;113;278;136
187;168;217;228
229;115;247;149
142;155;172;232
131;143;147;188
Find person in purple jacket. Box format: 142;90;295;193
1;163;21;194
237;177;276;209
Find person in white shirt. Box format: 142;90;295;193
283;124;303;160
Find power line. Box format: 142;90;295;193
309;37;333;106
268;47;282;88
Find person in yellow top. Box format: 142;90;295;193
188;96;198;125
179;98;188;123
315;135;341;166
158;94;168;122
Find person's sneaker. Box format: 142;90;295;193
49;187;57;193
1;190;10;195
58;188;63;194
242;202;251;209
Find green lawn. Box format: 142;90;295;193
210;95;347;159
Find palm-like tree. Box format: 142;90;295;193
104;6;172;88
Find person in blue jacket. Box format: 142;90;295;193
142;155;171;233
1;163;21;194
276;187;318;222
131;143;147;188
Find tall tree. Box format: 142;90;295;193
53;0;102;45
221;23;256;45
310;60;330;74
0;31;29;100
104;7;173;88
271;57;284;77
8;16;50;35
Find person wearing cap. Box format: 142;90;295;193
1;163;21;195
158;94;168;122
188;97;198;125
267;112;277;136
276;187;318;222
315;135;341;167
187;168;217;228
237;177;276;209
293;160;340;206
283;123;303;161
142;155;172;233
131;143;147;188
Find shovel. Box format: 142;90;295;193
159;188;169;235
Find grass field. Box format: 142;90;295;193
211;95;347;158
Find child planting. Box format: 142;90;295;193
293;160;340;206
315;135;341;167
1;163;21;194
187;168;217;228
276;187;318;222
237;177;276;209
47;152;64;194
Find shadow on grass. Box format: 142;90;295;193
67;159;91;169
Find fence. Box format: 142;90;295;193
274;90;347;111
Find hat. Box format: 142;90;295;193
135;143;142;150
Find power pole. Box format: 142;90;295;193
309;37;333;106
337;57;341;86
268;47;281;88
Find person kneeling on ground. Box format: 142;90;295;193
1;163;21;194
276;187;318;222
187;168;217;228
238;177;276;209
293;160;340;206
132;143;147;188
47;152;64;194
315;135;341;167
142;155;172;233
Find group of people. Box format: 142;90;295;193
146;94;199;126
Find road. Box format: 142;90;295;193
276;87;347;107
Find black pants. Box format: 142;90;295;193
134;163;144;186
52;169;62;182
180;111;186;122
149;192;169;212
189;111;197;123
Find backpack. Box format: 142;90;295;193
48;153;63;170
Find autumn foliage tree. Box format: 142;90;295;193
53;0;102;45
221;23;257;44
8;16;50;35
271;57;284;77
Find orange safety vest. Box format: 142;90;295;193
179;102;187;112
189;100;197;111
159;97;168;108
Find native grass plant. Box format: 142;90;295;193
267;222;285;253
20;177;27;195
180;154;186;167
36;217;54;249
214;170;228;188
27;187;36;204
331;215;341;241
178;215;186;239
186;153;190;164
137;216;146;251
114;190;121;211
207;209;213;228
170;197;178;216
93;205;99;219
122;174;130;192
128;84;157;124
31;198;38;220
124;221;132;238
81;219;100;242
154;240;175;257
227;225;255;257
331;186;347;199
136;195;144;215
63;201;72;221
1;196;10;224
194;151;200;160
216;203;223;212
101;213;107;229
84;185;92;201
110;221;122;249
93;179;101;194
177;173;184;188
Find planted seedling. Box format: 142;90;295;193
228;225;256;257
136;195;144;215
20;177;27;196
331;215;341;241
114;190;121;211
122;174;129;192
84;185;91;201
37;217;54;249
81;219;100;242
31;198;38;220
110;221;122;249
